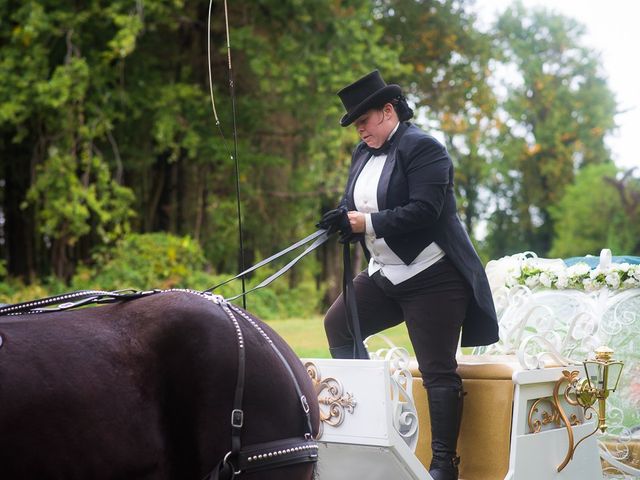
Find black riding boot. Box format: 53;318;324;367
427;386;464;480
329;344;355;359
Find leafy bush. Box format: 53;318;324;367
0;276;66;304
186;264;323;320
71;232;206;291
1;233;324;320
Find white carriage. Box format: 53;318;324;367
305;249;640;479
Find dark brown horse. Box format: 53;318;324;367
0;290;319;479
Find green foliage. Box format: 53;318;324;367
0;275;67;304
25;147;135;245
483;3;617;257
210;270;323;321
375;0;498;236
549;164;640;257
0;0;145;277
151;83;211;163
71;232;205;291
0;0;624;318
67;231;323;320
227;0;406;255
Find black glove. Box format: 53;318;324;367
338;229;360;244
317;206;351;236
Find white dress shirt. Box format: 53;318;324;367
352;123;445;285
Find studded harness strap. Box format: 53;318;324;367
206;298;317;479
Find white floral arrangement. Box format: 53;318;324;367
486;249;640;292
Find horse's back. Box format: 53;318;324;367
0;290;318;479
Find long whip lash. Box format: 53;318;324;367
208;0;247;308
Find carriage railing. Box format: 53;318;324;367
364;335;420;452
478;249;640;478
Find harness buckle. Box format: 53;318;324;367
300;395;310;414
231;409;244;428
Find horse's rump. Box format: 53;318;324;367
0;290;319;479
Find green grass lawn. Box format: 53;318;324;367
263;315;416;358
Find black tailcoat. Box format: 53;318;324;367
342;122;499;347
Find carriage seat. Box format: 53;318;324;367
409;355;520;480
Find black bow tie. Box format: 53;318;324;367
364;126;402;156
364;141;391;156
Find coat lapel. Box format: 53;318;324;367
377;122;409;210
345;148;370;210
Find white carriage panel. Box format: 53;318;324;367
510;366;587;437
509;422;603;480
316;433;432;480
512;367;584;385
305;359;394;446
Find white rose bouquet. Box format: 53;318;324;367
502;256;640;291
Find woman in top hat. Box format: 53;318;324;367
319;70;499;480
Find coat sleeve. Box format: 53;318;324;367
370;136;450;237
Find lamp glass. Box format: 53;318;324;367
584;360;605;391
606;362;623;391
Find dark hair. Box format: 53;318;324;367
392;95;414;121
374;95;414;122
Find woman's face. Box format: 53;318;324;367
353;104;397;148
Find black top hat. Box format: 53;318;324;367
337;70;402;127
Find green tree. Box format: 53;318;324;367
220;0;406;300
375;0;498;236
5;0;628;319
0;0;143;280
484;2;617;258
549;164;640;257
0;0;408;296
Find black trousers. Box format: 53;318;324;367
324;257;471;389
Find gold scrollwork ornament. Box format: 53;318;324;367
553;370;600;472
305;362;357;438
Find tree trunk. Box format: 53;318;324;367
146;159;166;232
4;135;36;281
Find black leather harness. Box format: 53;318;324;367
207;298;317;479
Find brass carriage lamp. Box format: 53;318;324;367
554;345;624;472
582;346;624;433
